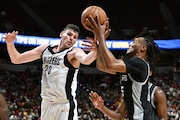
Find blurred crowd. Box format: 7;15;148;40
0;64;179;120
0;0;180;119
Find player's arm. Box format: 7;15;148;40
96;45;116;74
86;16;126;73
95;23;116;75
3;31;49;64
89;91;126;120
0;94;8;120
98;37;126;73
154;87;168;120
70;39;97;65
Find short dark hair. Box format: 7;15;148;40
63;24;80;35
135;28;161;65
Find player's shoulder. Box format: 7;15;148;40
71;47;84;52
38;43;49;48
128;57;147;63
34;44;50;56
125;57;148;68
154;86;166;99
155;86;164;93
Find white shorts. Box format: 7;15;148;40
41;99;78;120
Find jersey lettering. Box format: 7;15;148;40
121;74;128;81
43;57;61;65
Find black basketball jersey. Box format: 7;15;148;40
120;57;159;120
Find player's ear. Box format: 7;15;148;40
140;45;147;53
142;45;147;51
149;71;152;76
59;31;64;37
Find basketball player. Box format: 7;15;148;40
0;93;9;120
148;65;168;119
89;81;168;120
3;24;97;120
86;15;163;119
89;64;168;120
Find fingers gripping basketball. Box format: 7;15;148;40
81;5;107;30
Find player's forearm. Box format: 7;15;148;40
83;50;97;65
99;106;123;120
96;45;116;74
96;44;106;70
97;35;117;69
6;43;21;64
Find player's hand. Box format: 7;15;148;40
2;31;18;43
81;37;97;52
89;91;104;110
104;18;111;39
85;15;110;40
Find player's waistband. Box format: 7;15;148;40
42;97;69;104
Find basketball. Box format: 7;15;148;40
81;5;107;30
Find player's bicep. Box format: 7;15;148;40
105;59;126;73
18;44;48;63
96;53;116;74
155;88;168;119
74;49;86;62
73;48;95;64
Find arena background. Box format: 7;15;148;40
0;0;180;119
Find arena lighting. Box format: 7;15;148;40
0;32;180;50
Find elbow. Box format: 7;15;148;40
11;58;21;64
106;59;126;73
82;58;96;65
83;61;94;65
104;59;117;69
105;63;114;69
11;61;20;64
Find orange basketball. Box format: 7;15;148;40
81;5;107;30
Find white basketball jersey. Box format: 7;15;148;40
41;44;79;103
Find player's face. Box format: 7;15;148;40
126;37;146;57
60;29;79;48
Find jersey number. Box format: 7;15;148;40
45;65;52;74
